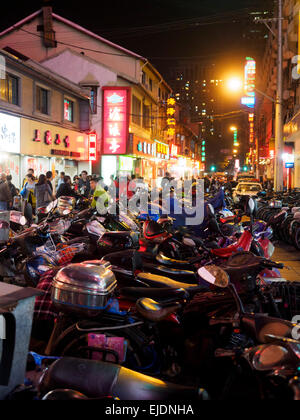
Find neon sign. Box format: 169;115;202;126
241;97;256;107
88;134;97;161
102;87;130;155
166;98;176;137
241;57;256;109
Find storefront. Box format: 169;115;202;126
132;136;170;186
101;155;136;185
20;118;91;186
0;112;21;187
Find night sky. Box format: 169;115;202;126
1;0;272;75
1;0;272;168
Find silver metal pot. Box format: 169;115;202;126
51;261;117;315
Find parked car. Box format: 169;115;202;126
233;182;263;203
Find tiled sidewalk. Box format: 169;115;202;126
273;242;300;282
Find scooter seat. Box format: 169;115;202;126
39;357;209;400
156;252;192;267
136;298;181;322
136;272;203;292
119;287;189;302
143;262;197;282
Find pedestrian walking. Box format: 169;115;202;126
35;174;54;223
0;173;12;210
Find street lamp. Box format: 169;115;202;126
227;77;243;92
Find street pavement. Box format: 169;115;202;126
273;241;300;282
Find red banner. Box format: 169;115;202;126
102;87;131;155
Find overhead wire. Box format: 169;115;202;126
8;7;265;61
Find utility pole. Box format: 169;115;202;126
274;0;284;191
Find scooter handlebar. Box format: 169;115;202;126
260;259;284;269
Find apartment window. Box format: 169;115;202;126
143;104;150;129
36;86;49;114
132;95;141;126
90;87;98;114
149;78;153;91
0;73;19;105
64;98;74;122
142;71;146;85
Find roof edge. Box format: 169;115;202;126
0;9;42;37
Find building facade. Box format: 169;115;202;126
0;6;182;185
0;48;91;188
256;0;300;187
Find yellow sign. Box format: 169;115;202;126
166;97;176;137
156;142;169;156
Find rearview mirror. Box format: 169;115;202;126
198;265;229;288
207;204;215;217
46;200;57;213
248;198;255;214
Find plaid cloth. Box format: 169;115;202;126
34;243;87;321
34;268;59;321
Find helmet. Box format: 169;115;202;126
143;220;170;243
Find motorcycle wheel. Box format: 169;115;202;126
292;224;300;250
47;320;172;377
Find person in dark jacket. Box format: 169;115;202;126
35;174;54;222
78;170;90;197
56;175;78;198
35;174;53;208
46;171;54;193
0;173;12;210
7;175;17;199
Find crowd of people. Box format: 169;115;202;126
0;168;275;221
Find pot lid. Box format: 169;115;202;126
54;261;116;292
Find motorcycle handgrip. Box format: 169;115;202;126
209;317;236;326
261;259;284;269
10;226;37;242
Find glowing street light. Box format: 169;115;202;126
230;126;238;132
227;77;243;92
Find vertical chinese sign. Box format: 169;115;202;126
241;57;256;108
166;97;176;137
102;87;131;155
241;57;256;170
89;134;97;161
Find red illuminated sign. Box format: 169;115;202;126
102;87;131;155
89;133;97;162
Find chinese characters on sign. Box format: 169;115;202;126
0;112;21;153
241;57;256;109
103;87;130;155
89;134;97;161
34;129;70;148
155;141;169;159
166;98;176;137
